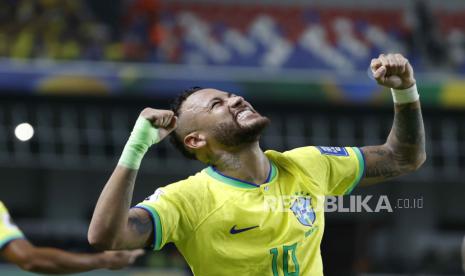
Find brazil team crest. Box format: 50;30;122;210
290;195;316;227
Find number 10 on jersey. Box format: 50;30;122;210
270;243;299;276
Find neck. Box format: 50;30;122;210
212;142;270;185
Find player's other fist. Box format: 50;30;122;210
370;53;416;90
140;108;177;141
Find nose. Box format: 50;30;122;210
228;95;245;108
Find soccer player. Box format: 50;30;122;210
0;201;143;274
88;53;426;275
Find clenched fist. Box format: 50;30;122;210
370;53;416;90
140;108;178;142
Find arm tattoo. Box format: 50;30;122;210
363;102;426;180
364;148;401;178
128;211;152;235
393;103;425;146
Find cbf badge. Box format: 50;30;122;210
290;195;316;227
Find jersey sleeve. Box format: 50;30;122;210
283;146;365;195
0;203;25;250
134;179;201;251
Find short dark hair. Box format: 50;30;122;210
169;86;204;160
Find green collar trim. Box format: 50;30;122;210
206;161;277;189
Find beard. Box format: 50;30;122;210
211;116;270;147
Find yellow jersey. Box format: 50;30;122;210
136;146;365;276
0;201;25;250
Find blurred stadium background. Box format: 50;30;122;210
0;0;464;275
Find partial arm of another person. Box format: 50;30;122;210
88;108;177;250
360;54;426;186
1;239;143;274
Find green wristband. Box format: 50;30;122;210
118;116;160;169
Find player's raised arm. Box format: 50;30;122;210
88;108;177;250
1;239;143;274
360;53;426;185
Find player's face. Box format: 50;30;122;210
181;89;270;147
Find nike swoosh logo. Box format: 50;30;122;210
229;225;259;234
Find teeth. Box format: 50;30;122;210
237;110;252;121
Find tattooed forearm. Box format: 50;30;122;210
361;101;426;184
128;212;152;235
384;102;426;168
392;102;425;146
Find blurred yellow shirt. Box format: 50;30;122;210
136;146;365;276
0;201;25;250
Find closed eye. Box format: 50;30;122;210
211;100;221;109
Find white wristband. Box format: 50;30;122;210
391;84;419;104
118;116;160;170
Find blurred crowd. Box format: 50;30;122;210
0;0;165;62
0;0;114;60
0;0;464;73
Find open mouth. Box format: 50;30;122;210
235;108;255;121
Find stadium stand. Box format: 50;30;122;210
0;0;464;72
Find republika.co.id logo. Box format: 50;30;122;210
264;195;423;213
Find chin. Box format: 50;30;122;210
237;116;271;143
239;115;268;129
212;115;270;147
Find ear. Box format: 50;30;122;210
184;132;207;151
